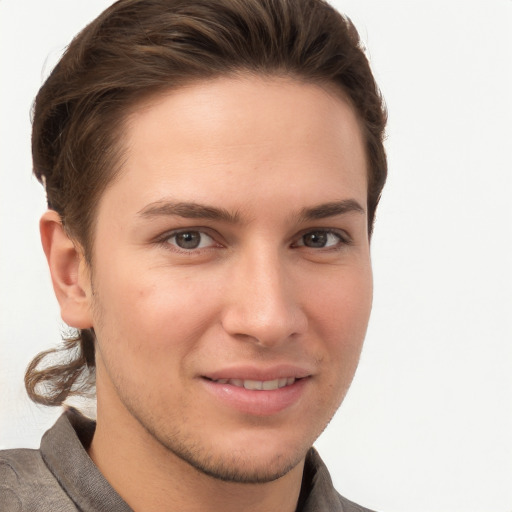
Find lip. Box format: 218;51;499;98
203;364;313;382
200;365;312;416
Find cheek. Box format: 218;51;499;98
311;264;372;332
91;262;223;356
307;265;372;374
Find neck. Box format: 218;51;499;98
88;396;305;512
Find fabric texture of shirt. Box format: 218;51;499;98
0;409;376;511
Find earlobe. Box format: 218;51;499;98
40;210;93;329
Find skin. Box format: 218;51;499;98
41;75;373;512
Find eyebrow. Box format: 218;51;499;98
138;201;241;223
137;199;365;223
298;199;365;221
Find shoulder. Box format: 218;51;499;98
336;492;378;512
0;448;76;511
303;448;378;512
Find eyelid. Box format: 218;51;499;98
155;227;223;253
292;228;353;248
153;226;352;253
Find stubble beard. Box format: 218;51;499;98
90;279;345;486
91;298;309;485
134;409;308;484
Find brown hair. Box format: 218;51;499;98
26;0;387;406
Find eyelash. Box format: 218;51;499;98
292;229;352;250
156;229;220;255
156;227;352;254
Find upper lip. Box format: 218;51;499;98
202;364;314;382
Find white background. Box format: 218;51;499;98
1;1;511;511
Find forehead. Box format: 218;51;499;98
125;75;365;159
100;75;368;220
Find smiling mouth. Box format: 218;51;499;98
207;377;298;390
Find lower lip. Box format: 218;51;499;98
201;377;309;416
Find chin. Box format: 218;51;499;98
171;443;305;484
151;423;310;484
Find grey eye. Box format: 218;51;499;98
299;231;342;248
175;231;201;249
303;231;328;248
168;231;214;250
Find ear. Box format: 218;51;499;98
40;210;94;329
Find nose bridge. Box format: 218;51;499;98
221;243;306;345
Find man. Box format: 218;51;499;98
0;0;386;510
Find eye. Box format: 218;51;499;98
166;230;216;250
294;230;347;249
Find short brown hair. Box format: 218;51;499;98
26;0;387;406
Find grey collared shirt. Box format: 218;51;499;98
0;409;375;511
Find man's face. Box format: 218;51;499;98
85;75;372;482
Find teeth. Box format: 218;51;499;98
244;379;263;390
262;380;278;390
214;377;296;390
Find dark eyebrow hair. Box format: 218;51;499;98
138;198;364;224
138;201;241;223
299;200;365;221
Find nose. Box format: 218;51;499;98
221;249;308;347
